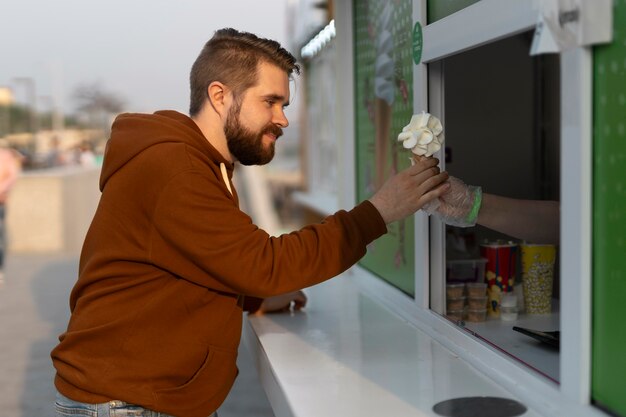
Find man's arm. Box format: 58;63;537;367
150;158;449;298
252;291;307;314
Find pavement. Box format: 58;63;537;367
0;251;275;417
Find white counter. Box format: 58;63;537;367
243;273;544;417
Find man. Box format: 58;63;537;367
51;28;449;417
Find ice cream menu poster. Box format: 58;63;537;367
354;0;415;295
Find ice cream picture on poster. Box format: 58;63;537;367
354;0;416;294
373;1;395;191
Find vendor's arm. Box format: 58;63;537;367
434;176;559;244
477;193;560;244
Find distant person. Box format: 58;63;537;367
50;28;450;417
78;141;96;167
0;146;22;282
46;135;64;167
433;176;559;244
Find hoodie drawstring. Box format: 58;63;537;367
219;162;233;196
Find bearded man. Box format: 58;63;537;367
51;28;449;417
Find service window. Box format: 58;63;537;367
339;0;604;408
429;31;562;383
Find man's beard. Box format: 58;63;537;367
224;101;283;166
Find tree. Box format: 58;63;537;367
72;82;126;134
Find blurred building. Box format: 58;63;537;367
0;87;14;106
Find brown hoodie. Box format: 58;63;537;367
51;110;387;417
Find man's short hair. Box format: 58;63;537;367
189;28;300;116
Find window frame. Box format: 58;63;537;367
335;0;593;410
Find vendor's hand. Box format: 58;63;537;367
434;176;482;227
256;290;307;314
369;156;449;224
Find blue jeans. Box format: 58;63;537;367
55;391;218;417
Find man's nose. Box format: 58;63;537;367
273;109;289;128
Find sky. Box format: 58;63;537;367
1;0;293;116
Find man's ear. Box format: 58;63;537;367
207;81;231;118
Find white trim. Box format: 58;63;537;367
422;0;539;63
335;0;356;210
559;47;593;404
427;60;446;315
413;0;430;309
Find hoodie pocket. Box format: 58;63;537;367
153;345;237;413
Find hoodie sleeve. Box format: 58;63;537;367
149;169;386;297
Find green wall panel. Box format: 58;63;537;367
354;0;415;295
592;0;626;415
427;0;480;23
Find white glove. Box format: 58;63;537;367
433;176;482;227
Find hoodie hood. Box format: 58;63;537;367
100;110;232;191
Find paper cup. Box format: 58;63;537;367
480;242;518;317
521;244;556;314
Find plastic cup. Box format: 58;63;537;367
521;244;556;314
500;306;518;321
480;242;518;317
467;308;487;322
446;309;464;321
466;282;487;297
468;296;488;309
446;296;466;311
446;283;465;298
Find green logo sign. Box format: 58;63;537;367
412;21;423;65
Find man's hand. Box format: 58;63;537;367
369;156;449;224
255;290;308;314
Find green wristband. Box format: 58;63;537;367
465;187;482;225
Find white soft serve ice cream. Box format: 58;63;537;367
398;111;445;214
397;111;444;157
